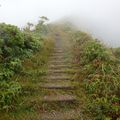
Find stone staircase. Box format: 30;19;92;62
40;37;80;120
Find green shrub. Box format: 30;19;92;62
0;23;43;111
7;58;23;73
83;41;109;62
0;68;14;81
0;23;24;58
0;81;21;111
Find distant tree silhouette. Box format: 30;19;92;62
27;22;34;31
38;16;49;25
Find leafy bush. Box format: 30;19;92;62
0;68;14;81
7;58;23;73
24;32;42;52
0;23;24;58
0;81;21;111
83;41;109;62
0;23;43;111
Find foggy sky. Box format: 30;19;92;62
0;0;120;47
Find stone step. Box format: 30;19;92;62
49;59;66;61
53;48;63;50
47;72;70;75
49;65;79;69
47;73;75;76
48;61;74;65
53;51;67;53
47;76;72;81
43;94;76;102
43;79;74;84
50;53;65;56
48;60;71;64
47;70;77;74
49;56;66;60
49;64;70;67
50;53;66;55
49;60;66;62
40;83;76;90
48;65;73;68
53;51;64;54
40;109;80;120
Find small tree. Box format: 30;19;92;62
38;16;49;25
35;16;49;33
23;22;34;32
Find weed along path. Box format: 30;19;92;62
39;35;82;120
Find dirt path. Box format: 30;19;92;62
39;35;81;120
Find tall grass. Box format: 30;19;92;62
71;31;120;119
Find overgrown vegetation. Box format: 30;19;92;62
71;31;120;120
0;17;53;112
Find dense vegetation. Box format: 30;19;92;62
0;20;120;120
0;17;51;111
71;31;120;120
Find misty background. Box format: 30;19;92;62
0;0;120;47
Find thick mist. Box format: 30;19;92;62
70;14;120;48
0;0;120;47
